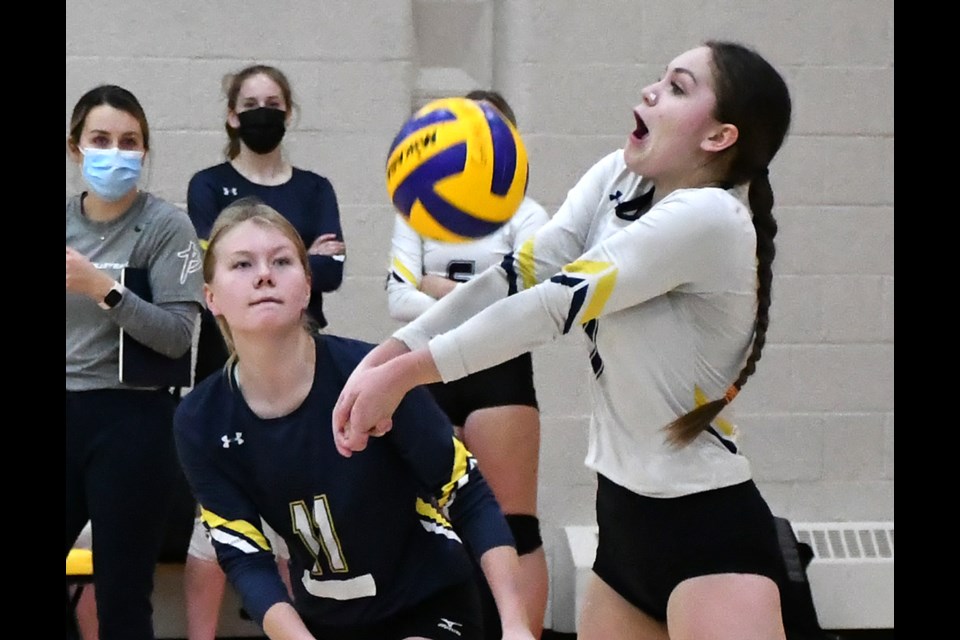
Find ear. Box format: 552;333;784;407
67;138;82;164
226;111;241;130
701;123;739;153
204;284;220;317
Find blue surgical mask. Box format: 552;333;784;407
80;147;144;201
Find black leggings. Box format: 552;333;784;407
65;388;179;640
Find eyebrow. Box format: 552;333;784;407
226;245;293;257
671;66;698;84
88;128;142;138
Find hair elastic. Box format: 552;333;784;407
723;385;739;404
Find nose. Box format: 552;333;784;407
254;262;275;287
643;89;657;106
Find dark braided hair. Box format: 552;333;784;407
664;41;792;447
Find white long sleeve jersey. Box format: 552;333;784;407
386;197;550;322
394;150;759;497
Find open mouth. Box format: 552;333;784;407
632;111;649;140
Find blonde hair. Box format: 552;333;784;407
203;197;315;363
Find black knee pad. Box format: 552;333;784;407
505;514;542;555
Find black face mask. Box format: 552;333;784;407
236;107;287;154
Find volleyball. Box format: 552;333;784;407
385;97;529;243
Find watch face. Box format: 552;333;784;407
104;288;123;308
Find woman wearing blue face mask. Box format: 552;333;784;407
66;84;206;639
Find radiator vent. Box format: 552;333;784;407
793;521;894;562
791;521;894;630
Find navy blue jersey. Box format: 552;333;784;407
173;333;514;628
186;162;343;327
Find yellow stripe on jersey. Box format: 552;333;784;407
199;238;209;252
693;386;736;437
516;236;537;290
415;496;453;529
564;260;618;323
434;437;472;510
391;256;420;287
201;506;271;552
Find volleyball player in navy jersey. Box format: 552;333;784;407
174;199;533;640
183;64;346;637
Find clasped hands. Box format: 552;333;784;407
331;338;414;457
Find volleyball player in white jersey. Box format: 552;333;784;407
333;42;816;640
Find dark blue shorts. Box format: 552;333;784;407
592;475;792;622
427;353;538;427
308;579;483;640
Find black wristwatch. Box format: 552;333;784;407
98;281;124;310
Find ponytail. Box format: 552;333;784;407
663;169;778;447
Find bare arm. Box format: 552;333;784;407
480;546;536;640
419;273;457;299
261;602;315;640
332;344;440;456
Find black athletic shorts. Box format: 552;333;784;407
307;578;483;640
592;475;793;622
427;352;538;427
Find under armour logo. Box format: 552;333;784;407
437;618;463;636
222;187;238;196
221;432;245;448
609;190;623;203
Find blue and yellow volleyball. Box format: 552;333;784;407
385;97;529;243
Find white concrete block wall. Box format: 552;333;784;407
67;0;894;631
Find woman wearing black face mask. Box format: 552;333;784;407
188;65;346;346
183;64;346;640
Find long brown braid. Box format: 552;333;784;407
664;41;792;447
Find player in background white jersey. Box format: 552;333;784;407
386;90;550;640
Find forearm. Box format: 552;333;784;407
308;254;344;292
386;277;435;322
358;337;413;373
393;266;509;351
381;346;443;391
109;298;200;358
261;602;315;640
479;545;531;635
429;284;559;382
419;273;457;299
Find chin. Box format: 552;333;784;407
622;146;645;175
